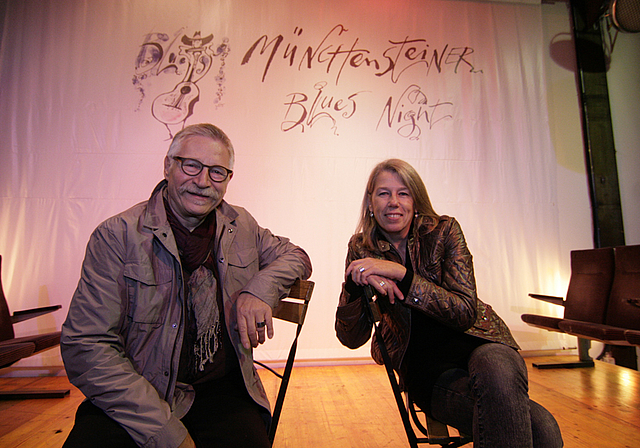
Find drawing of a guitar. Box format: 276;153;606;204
152;33;213;127
152;58;200;125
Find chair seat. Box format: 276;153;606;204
557;320;628;344
2;331;61;353
521;314;563;331
0;342;36;368
625;330;640;346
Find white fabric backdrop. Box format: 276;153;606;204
0;0;592;367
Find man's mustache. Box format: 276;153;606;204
180;185;219;201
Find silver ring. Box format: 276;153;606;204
256;321;266;329
359;266;365;273
380;281;385;287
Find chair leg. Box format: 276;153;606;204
577;338;593;362
267;329;302;444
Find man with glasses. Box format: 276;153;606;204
61;123;312;448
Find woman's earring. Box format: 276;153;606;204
369;211;374;217
414;211;419;218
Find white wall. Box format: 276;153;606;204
1;0;622;370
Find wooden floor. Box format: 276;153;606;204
1;356;639;447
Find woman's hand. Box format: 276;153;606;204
346;257;406;284
346;258;406;303
368;274;404;304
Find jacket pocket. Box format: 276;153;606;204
225;247;259;292
123;262;173;324
227;247;259;268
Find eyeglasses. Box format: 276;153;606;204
172;156;232;183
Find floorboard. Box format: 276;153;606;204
1;356;638;447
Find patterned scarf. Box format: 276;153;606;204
187;265;222;371
165;195;222;374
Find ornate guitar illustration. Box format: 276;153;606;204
152;33;214;131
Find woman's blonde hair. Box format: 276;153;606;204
356;159;439;251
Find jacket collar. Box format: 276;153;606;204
214;198;239;227
373;225;419;254
141;180;169;231
376;239;392;253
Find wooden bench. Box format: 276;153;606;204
0;254;69;399
558;245;640;347
521;247;615;368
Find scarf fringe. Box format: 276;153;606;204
195;319;222;372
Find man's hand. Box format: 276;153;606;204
236;293;273;350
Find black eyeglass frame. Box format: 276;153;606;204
172;156;233;183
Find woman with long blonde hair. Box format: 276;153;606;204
336;159;562;447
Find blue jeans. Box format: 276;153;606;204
427;343;563;448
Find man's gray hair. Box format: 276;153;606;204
166;123;235;169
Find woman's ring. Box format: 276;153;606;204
359;266;365;273
256;321;267;329
380;281;385;287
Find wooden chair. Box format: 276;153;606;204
362;285;472;447
254;279;314;444
0;254;69;399
521;247;615;368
